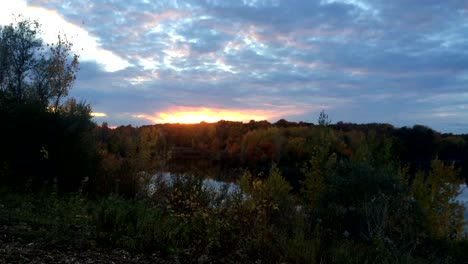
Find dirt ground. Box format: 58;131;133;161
0;225;178;264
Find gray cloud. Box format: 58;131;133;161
26;0;468;132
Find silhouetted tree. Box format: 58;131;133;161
318;110;331;126
0;15;79;109
0;16;94;193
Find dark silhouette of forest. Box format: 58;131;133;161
1;17;468;263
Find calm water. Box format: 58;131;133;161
457;184;468;223
148;172;240;195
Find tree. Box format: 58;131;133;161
0;15;79;109
0;16;93;193
44;35;79;110
318;110;331;126
0;17;42;103
408;159;465;240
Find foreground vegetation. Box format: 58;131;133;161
1;159;467;263
1;17;468;263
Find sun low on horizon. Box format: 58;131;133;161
132;107;275;124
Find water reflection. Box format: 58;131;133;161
457;184;468;222
148;172;240;195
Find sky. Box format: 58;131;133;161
1;0;468;133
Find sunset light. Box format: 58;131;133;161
133;107;274;124
1;0;465;133
91;112;107;117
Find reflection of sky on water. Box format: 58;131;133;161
203;178;240;194
456;185;468;229
149;172;239;195
458;185;468;204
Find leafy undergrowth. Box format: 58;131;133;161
1;163;468;264
0;196;176;263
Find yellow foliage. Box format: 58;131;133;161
408;159;465;240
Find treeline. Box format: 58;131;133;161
3;104;467;197
3;113;468;262
90;119;468;196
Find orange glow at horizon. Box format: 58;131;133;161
133;107;276;124
91;112;107;117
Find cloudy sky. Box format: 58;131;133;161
2;0;468;133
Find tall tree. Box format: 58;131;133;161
0;17;42;103
0;16;94;193
0;15;79;109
